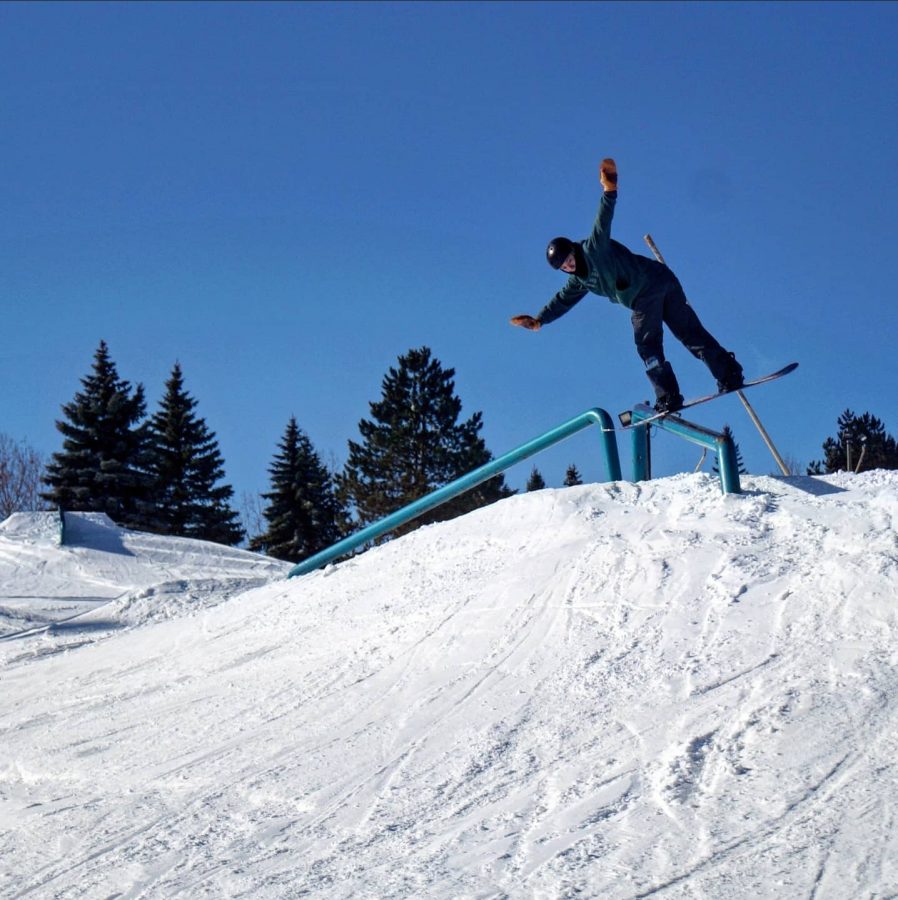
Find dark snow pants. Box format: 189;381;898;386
630;273;735;397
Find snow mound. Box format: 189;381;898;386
0;512;289;638
0;510;62;545
2;471;898;898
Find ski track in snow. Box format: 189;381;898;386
1;473;898;898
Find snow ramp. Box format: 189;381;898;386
2;472;897;898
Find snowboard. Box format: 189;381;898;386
619;362;798;429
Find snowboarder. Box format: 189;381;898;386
510;158;744;412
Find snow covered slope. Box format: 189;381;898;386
0;511;289;637
1;473;897;898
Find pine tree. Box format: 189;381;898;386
712;425;747;476
249;417;345;562
42;341;152;526
563;464;583;486
339;347;513;538
527;466;546;491
145;363;244;545
808;409;898;474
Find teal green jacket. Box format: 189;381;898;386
537;191;669;324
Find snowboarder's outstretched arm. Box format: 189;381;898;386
511;277;590;331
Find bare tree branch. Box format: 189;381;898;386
0;434;50;519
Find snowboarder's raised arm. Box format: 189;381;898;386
587;158;619;250
599;158;618;193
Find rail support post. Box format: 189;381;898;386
626;404;742;495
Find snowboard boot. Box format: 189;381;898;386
713;352;745;393
646;360;684;413
654;393;685;414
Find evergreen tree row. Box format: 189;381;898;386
254;347;515;561
42;341;243;544
807;409;898;474
42;343;518;564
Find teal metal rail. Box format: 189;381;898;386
626;403;741;494
288;407;622;578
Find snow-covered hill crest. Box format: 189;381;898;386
1;472;897;898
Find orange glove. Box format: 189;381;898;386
600;158;618;192
510;314;541;331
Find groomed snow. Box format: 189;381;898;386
0;511;288;638
2;472;897;898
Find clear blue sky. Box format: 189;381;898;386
2;1;896;511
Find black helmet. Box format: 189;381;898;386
546;237;575;269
